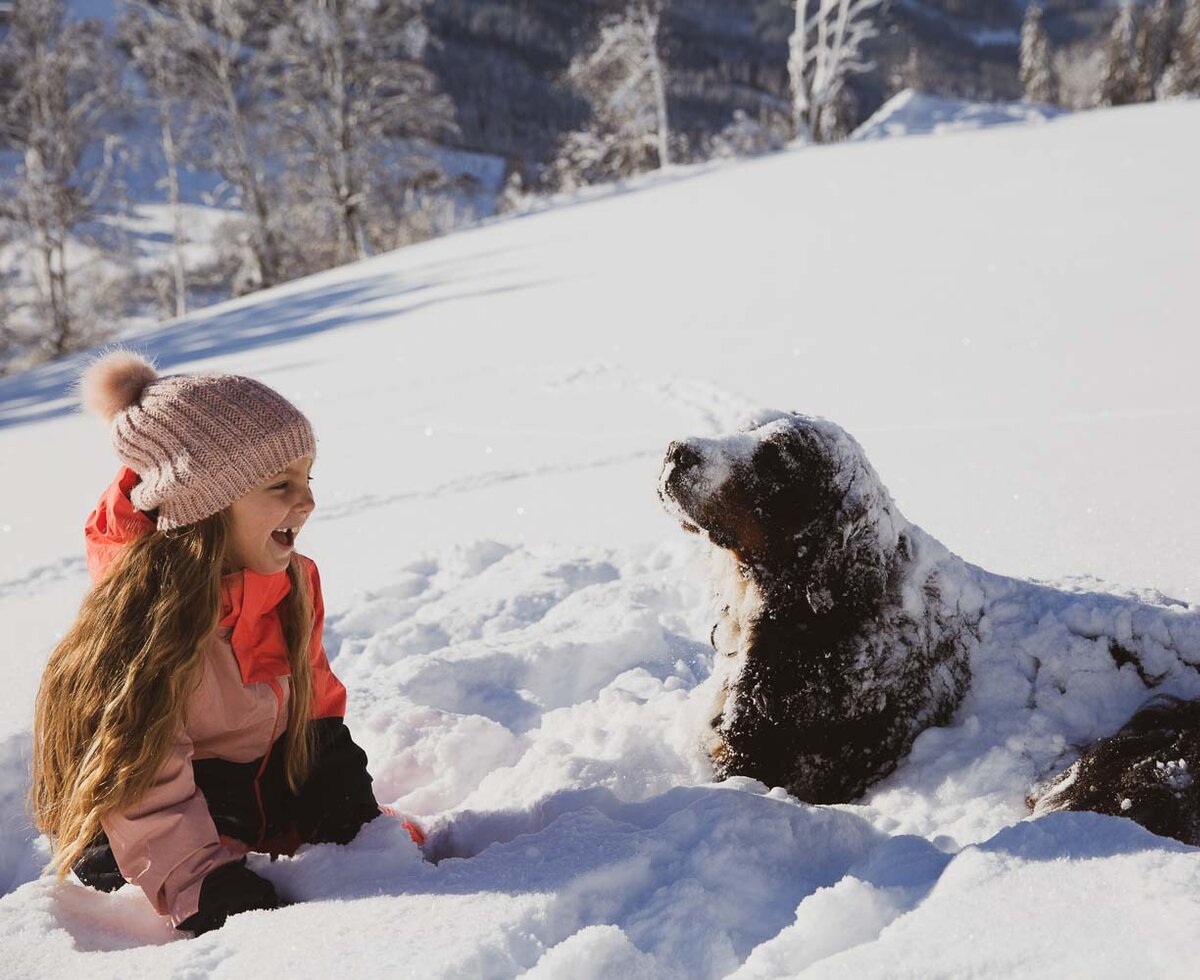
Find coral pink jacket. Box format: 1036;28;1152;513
84;466;348;926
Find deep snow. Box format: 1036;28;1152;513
1;99;1199;978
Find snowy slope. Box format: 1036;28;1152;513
1;101;1199;977
852;89;1066;140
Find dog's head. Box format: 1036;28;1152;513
658;412;906;613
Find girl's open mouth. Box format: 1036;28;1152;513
271;528;295;549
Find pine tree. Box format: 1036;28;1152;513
1134;0;1175;101
1162;0;1200;95
548;2;672;189
1098;2;1140;106
1020;2;1058;104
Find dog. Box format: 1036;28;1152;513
659;411;1200;843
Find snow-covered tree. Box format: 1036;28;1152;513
0;0;123;361
118;3;197;318
1098;2;1140;106
1134;0;1176;101
709;109;789;159
1020;2;1058;104
1162;0;1200;96
549;2;672;189
131;0;282;292
263;0;456;266
0;235;18;373
1052;42;1109;110
889;44;926;98
496;168;528;215
788;0;884;143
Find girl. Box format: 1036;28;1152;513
30;348;420;937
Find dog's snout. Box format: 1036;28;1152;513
667;441;703;471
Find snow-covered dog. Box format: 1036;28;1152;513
658;411;1200;843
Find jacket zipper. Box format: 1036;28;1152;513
252;678;285;849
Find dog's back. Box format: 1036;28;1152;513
1031;695;1200;845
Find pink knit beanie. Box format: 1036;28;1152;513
77;347;318;530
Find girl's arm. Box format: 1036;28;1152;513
293;717;381;844
295;558;381;845
99;724;279;930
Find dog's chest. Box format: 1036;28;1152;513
710;551;763;661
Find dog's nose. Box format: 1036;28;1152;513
666;441;703;471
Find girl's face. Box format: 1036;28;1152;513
224;456;315;575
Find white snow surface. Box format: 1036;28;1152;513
853;89;1066;141
1;100;1200;977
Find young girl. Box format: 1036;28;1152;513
30;348;420;937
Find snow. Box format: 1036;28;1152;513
853;89;1066;140
1;99;1200;976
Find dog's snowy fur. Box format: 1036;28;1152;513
659;412;982;803
659;411;1200;843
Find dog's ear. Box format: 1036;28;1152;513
751;428;837;529
747;424;892;607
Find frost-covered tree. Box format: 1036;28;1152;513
1134;0;1176;101
263;0;456;266
0;0;123;361
788;0;884;143
1051;42;1107;109
549;2;672;189
709;109;789;159
0;233;18;373
118;3;197;317
131;0;282;292
496;168;528;215
1162;0;1200;96
1098;2;1140;106
1020;2;1058;104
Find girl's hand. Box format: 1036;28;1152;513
176;858;290;936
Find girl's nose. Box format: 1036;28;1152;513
292;486;315;519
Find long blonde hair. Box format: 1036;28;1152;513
30;509;314;878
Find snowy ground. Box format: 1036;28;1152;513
1;100;1199;977
852;89;1065;140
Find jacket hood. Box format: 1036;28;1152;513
85;466;298;684
85;465;155;584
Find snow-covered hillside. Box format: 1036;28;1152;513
1;100;1199;978
852;89;1066;140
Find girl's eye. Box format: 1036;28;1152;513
272;477;313;490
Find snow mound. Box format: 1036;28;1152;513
853;89;1066;141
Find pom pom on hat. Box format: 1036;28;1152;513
79;348;160;423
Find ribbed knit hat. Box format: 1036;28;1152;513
77;347;318;530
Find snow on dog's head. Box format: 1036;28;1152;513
658;412;906;598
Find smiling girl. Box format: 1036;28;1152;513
30;348;420;937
